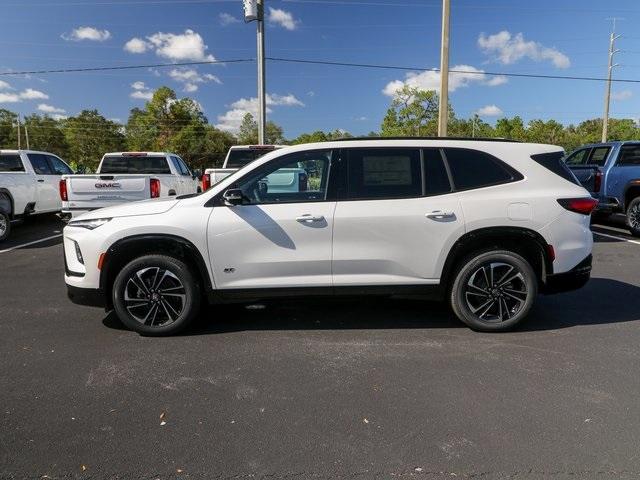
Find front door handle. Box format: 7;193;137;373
37;179;45;183
296;214;325;223
426;211;456;220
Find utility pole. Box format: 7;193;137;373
16;115;21;149
602;19;622;142
256;0;266;145
24;124;30;150
438;0;451;137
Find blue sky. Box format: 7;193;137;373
1;0;640;138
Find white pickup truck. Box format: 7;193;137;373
60;152;200;220
0;149;74;241
202;145;283;190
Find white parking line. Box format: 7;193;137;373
0;234;63;254
592;230;640;245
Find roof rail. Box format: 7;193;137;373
331;136;520;143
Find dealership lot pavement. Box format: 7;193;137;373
2;215;640;479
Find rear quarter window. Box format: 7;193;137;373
443;148;520;191
0;154;25;172
531;151;581;185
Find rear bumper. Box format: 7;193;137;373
542;254;592;294
67;284;105;308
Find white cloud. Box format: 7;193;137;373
219;13;240;26
168;68;221;92
268;7;299;30
37;103;66;114
478;31;570;69
476;105;503;116
130;81;154;100
125;30;215;62
0;80;11;90
0;93;20;103
383;64;507;97
612;90;633;101
62;26;111;42
124;37;148;54
19;88;48;100
215;93;304;132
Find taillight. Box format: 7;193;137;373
557;197;599;215
594;170;602;193
202;173;211;191
150;178;160;198
298;172;308;192
59;179;68;201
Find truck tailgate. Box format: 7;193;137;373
66;175;151;207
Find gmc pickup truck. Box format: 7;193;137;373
0;149;73;241
60;152;199;220
202;145;282;190
565;141;640;236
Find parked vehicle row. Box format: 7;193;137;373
64;138;596;336
564;141;640;236
0;150;74;241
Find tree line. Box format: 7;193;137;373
1;84;638;172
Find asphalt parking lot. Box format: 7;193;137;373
2;215;640;479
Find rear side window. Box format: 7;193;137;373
531;151;581;186
100;155;171;174
0;154;24;172
47;155;73;175
423;148;451;195
589;147;610;166
346;148;422;200
443;148;517;190
28;153;53;174
174;156;191;176
617;145;640;166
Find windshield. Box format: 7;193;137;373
226;149;274;168
100;155;171;174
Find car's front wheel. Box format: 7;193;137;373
449;250;537;332
112;254;201;336
626;197;640;237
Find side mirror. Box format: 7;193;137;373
223;188;245;206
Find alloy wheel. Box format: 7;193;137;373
0;215;6;237
464;262;528;323
629;203;640;230
124;267;186;327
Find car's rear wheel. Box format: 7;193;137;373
112;254;201;336
626;197;640;237
0;211;10;242
449;250;537;332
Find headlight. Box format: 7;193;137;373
68;218;112;230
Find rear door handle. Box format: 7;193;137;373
426;211;456;220
37;179;45;183
296;214;325;223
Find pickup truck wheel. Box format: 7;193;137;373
626;197;640;237
0;211;10;242
449;250;537;332
112;254;201;336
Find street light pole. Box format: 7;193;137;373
602;29;621;142
256;0;266;145
438;0;450;137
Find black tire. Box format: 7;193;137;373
112;254;201;336
0;210;10;242
626;197;640;237
449;250;537;332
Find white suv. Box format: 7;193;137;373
63;139;596;335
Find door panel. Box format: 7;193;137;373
27;153;59;211
208;202;336;288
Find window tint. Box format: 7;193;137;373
174;156;191;176
347;148;422;200
617;145;640;166
0;154;24;172
589;147;610;166
564;149;590;166
233;149;332;205
531;151;581;186
28;153;52;174
47;155;73;175
444;148;516;190
226;149;271;168
100;155;171;174
170;156;182;174
423;148;451;195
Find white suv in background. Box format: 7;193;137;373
63;139;595;335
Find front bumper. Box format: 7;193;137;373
542;254;592;294
67;285;105;308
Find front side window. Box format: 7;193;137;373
0;154;24;172
100;155;171;174
589;147;610;166
47;155;73;175
231;150;332;205
28;153;53;174
346;148;422;200
564;148;590;166
176;157;192;176
617;145;640;166
444;148;516;191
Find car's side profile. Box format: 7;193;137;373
63;139;596;335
